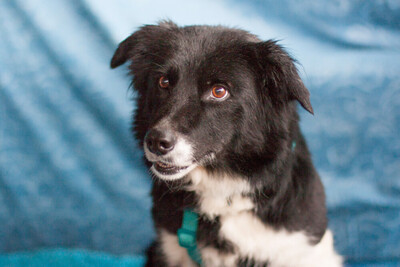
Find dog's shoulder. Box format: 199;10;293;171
159;167;342;267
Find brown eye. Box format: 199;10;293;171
159;76;169;89
211;85;228;100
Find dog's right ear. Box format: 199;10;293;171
110;35;137;69
110;21;178;69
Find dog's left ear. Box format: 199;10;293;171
254;41;314;114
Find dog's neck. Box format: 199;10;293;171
186;167;255;219
185;137;298;219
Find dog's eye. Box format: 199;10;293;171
211;85;229;100
158;76;169;89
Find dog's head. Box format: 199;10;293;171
111;21;313;180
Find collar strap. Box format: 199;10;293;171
177;209;202;266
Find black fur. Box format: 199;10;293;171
111;21;327;266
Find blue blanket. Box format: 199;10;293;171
0;249;398;267
0;0;399;265
0;249;145;267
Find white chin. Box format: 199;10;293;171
150;164;197;180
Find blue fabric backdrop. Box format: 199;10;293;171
0;0;399;265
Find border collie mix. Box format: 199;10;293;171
111;21;342;267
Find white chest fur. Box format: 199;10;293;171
161;167;342;267
220;212;342;267
187;167;255;219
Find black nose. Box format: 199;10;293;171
145;129;176;155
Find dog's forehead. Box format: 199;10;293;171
168;26;260;67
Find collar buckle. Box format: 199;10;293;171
177;209;202;266
177;228;197;248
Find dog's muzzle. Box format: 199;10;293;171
144;128;197;180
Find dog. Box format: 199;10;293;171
111;21;342;267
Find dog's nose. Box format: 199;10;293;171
145;129;176;155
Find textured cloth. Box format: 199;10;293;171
0;249;145;267
0;249;397;267
0;0;399;265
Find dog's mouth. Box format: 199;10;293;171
153;161;189;175
150;160;197;180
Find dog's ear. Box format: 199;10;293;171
110;21;178;69
110;35;137;69
254;41;313;114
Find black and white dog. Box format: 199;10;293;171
111;21;342;267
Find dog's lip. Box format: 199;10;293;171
153;161;190;175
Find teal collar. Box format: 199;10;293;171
177;209;202;266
